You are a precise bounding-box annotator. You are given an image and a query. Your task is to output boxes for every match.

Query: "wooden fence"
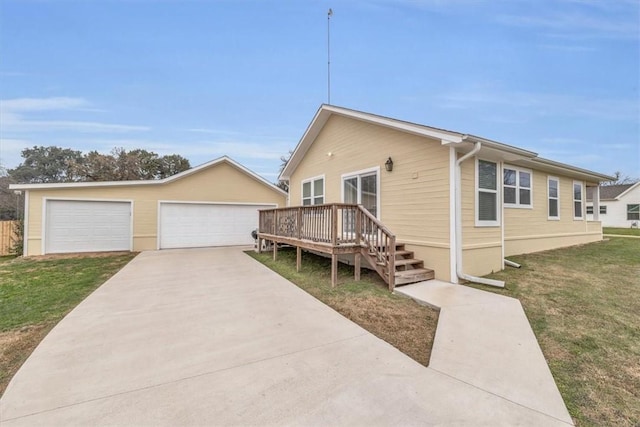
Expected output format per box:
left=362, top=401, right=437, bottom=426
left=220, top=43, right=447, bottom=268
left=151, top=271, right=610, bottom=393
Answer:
left=0, top=220, right=19, bottom=256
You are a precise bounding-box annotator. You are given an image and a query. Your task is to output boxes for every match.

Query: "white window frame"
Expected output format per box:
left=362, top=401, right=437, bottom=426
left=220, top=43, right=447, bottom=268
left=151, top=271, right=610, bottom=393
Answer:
left=586, top=206, right=594, bottom=215
left=475, top=158, right=500, bottom=227
left=341, top=166, right=381, bottom=219
left=547, top=176, right=560, bottom=220
left=627, top=204, right=640, bottom=221
left=301, top=175, right=325, bottom=206
left=600, top=205, right=607, bottom=215
left=573, top=181, right=584, bottom=220
left=503, top=165, right=533, bottom=208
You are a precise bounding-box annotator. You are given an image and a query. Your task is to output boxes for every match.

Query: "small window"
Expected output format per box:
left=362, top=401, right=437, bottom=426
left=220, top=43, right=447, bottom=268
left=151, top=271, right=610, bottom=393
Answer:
left=573, top=181, right=583, bottom=219
left=628, top=204, right=640, bottom=220
left=477, top=159, right=499, bottom=226
left=548, top=177, right=559, bottom=219
left=587, top=205, right=606, bottom=215
left=302, top=177, right=324, bottom=206
left=504, top=166, right=532, bottom=207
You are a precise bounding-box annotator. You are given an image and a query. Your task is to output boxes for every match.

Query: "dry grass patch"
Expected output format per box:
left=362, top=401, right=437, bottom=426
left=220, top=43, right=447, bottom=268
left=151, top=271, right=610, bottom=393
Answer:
left=0, top=324, right=52, bottom=393
left=469, top=238, right=639, bottom=427
left=247, top=248, right=438, bottom=367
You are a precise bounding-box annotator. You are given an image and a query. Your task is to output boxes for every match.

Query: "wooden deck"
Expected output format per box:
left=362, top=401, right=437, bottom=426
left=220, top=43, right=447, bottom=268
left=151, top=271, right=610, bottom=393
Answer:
left=257, top=204, right=434, bottom=291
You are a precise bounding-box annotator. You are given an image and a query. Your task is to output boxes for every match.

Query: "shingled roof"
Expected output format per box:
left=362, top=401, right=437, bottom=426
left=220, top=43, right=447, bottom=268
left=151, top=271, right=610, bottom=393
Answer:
left=587, top=184, right=633, bottom=201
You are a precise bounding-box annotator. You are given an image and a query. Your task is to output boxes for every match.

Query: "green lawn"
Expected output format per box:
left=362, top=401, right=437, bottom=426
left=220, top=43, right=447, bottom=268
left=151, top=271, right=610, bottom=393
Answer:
left=471, top=238, right=640, bottom=426
left=603, top=227, right=640, bottom=236
left=247, top=248, right=438, bottom=367
left=0, top=252, right=137, bottom=395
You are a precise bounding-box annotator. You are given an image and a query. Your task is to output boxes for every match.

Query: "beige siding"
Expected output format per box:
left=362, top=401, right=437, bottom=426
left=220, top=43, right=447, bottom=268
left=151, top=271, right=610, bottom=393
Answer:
left=504, top=172, right=601, bottom=256
left=459, top=157, right=503, bottom=277
left=25, top=161, right=286, bottom=256
left=289, top=114, right=453, bottom=281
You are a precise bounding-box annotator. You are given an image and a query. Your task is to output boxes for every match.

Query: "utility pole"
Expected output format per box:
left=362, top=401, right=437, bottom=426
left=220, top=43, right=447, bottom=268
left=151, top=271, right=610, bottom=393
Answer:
left=327, top=8, right=333, bottom=105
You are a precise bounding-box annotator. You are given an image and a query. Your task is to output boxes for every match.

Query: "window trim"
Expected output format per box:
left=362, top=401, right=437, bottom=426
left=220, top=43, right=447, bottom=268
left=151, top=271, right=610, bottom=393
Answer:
left=301, top=175, right=325, bottom=206
left=573, top=181, right=584, bottom=220
left=475, top=158, right=500, bottom=227
left=503, top=165, right=533, bottom=209
left=627, top=204, right=640, bottom=221
left=547, top=176, right=560, bottom=220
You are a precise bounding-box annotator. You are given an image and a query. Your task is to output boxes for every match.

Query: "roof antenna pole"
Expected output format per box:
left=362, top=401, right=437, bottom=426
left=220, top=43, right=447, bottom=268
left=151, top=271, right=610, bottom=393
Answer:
left=327, top=8, right=333, bottom=105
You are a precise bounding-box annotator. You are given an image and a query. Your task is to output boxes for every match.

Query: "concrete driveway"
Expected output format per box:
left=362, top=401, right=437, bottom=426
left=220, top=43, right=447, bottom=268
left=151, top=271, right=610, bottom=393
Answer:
left=1, top=247, right=570, bottom=426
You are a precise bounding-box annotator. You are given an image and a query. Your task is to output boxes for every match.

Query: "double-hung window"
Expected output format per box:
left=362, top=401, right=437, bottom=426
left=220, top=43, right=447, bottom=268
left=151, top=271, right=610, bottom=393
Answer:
left=628, top=204, right=640, bottom=220
left=476, top=159, right=499, bottom=226
left=548, top=177, right=559, bottom=219
left=504, top=166, right=532, bottom=207
left=302, top=176, right=324, bottom=206
left=573, top=181, right=583, bottom=219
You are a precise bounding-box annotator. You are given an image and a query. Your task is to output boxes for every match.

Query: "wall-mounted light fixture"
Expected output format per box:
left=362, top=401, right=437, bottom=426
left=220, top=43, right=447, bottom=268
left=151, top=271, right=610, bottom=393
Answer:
left=385, top=157, right=394, bottom=172
left=327, top=152, right=334, bottom=157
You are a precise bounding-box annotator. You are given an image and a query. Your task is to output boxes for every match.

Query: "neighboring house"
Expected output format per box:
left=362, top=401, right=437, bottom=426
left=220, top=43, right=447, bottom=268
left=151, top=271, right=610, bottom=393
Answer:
left=277, top=105, right=614, bottom=284
left=586, top=183, right=640, bottom=228
left=10, top=156, right=287, bottom=256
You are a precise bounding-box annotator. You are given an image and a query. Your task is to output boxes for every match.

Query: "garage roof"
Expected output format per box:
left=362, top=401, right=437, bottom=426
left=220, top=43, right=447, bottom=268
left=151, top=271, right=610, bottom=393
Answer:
left=9, top=156, right=287, bottom=195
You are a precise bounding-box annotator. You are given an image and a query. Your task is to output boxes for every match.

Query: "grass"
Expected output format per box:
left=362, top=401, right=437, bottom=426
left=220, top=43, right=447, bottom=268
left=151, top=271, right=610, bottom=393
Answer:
left=604, top=227, right=640, bottom=236
left=0, top=252, right=137, bottom=396
left=247, top=248, right=439, bottom=367
left=468, top=238, right=640, bottom=427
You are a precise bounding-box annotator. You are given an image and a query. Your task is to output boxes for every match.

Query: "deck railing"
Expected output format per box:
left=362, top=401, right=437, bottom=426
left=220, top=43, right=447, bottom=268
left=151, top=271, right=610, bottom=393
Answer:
left=258, top=204, right=396, bottom=289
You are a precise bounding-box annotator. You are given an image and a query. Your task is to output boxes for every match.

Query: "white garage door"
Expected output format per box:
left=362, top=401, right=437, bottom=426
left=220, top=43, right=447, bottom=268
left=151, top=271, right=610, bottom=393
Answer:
left=45, top=200, right=132, bottom=254
left=159, top=202, right=273, bottom=249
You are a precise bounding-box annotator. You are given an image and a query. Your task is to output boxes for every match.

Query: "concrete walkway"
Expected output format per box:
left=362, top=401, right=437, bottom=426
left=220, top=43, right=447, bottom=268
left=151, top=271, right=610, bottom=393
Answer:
left=1, top=248, right=573, bottom=426
left=395, top=280, right=573, bottom=425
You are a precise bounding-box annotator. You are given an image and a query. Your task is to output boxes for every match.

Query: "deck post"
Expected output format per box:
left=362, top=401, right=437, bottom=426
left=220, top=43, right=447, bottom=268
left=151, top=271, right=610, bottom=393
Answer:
left=331, top=204, right=338, bottom=246
left=273, top=210, right=278, bottom=235
left=257, top=237, right=262, bottom=253
left=388, top=235, right=396, bottom=291
left=296, top=246, right=302, bottom=272
left=297, top=207, right=302, bottom=239
left=331, top=253, right=338, bottom=287
left=273, top=240, right=278, bottom=261
left=355, top=207, right=362, bottom=245
left=354, top=251, right=361, bottom=281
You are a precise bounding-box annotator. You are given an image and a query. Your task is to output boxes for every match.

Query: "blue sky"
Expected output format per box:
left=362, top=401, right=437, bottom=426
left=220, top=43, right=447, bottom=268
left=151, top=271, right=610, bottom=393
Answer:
left=1, top=0, right=638, bottom=182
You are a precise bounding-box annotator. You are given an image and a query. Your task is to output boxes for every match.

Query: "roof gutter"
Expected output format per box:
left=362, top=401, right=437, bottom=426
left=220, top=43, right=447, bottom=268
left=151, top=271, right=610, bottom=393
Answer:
left=454, top=140, right=505, bottom=288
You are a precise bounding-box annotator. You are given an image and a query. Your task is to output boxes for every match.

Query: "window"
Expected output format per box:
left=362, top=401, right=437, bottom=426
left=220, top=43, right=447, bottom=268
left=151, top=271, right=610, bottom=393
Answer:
left=302, top=176, right=324, bottom=206
left=476, top=159, right=499, bottom=226
left=504, top=166, right=532, bottom=207
left=548, top=177, right=559, bottom=219
left=573, top=181, right=583, bottom=219
left=628, top=204, right=640, bottom=220
left=342, top=170, right=378, bottom=217
left=588, top=205, right=607, bottom=215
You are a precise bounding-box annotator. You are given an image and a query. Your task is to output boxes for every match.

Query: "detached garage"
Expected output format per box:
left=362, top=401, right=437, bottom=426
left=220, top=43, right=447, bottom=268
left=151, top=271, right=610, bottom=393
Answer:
left=11, top=156, right=287, bottom=256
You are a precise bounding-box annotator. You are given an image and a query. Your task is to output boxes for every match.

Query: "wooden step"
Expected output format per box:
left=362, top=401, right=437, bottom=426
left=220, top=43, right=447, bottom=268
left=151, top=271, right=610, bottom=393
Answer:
left=394, top=268, right=435, bottom=286
left=394, top=258, right=424, bottom=269
left=387, top=250, right=414, bottom=259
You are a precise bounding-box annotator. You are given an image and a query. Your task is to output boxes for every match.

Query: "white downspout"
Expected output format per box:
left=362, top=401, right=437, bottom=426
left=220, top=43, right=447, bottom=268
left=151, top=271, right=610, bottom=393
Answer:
left=455, top=141, right=505, bottom=288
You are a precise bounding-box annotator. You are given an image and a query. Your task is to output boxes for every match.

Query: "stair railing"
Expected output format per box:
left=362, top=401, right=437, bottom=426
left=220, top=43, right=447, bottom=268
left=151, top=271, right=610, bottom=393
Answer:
left=357, top=206, right=396, bottom=290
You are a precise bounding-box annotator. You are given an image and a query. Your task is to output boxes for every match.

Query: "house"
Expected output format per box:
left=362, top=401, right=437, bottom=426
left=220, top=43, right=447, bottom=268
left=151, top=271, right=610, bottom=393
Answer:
left=10, top=156, right=287, bottom=256
left=586, top=183, right=640, bottom=228
left=266, top=104, right=613, bottom=287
